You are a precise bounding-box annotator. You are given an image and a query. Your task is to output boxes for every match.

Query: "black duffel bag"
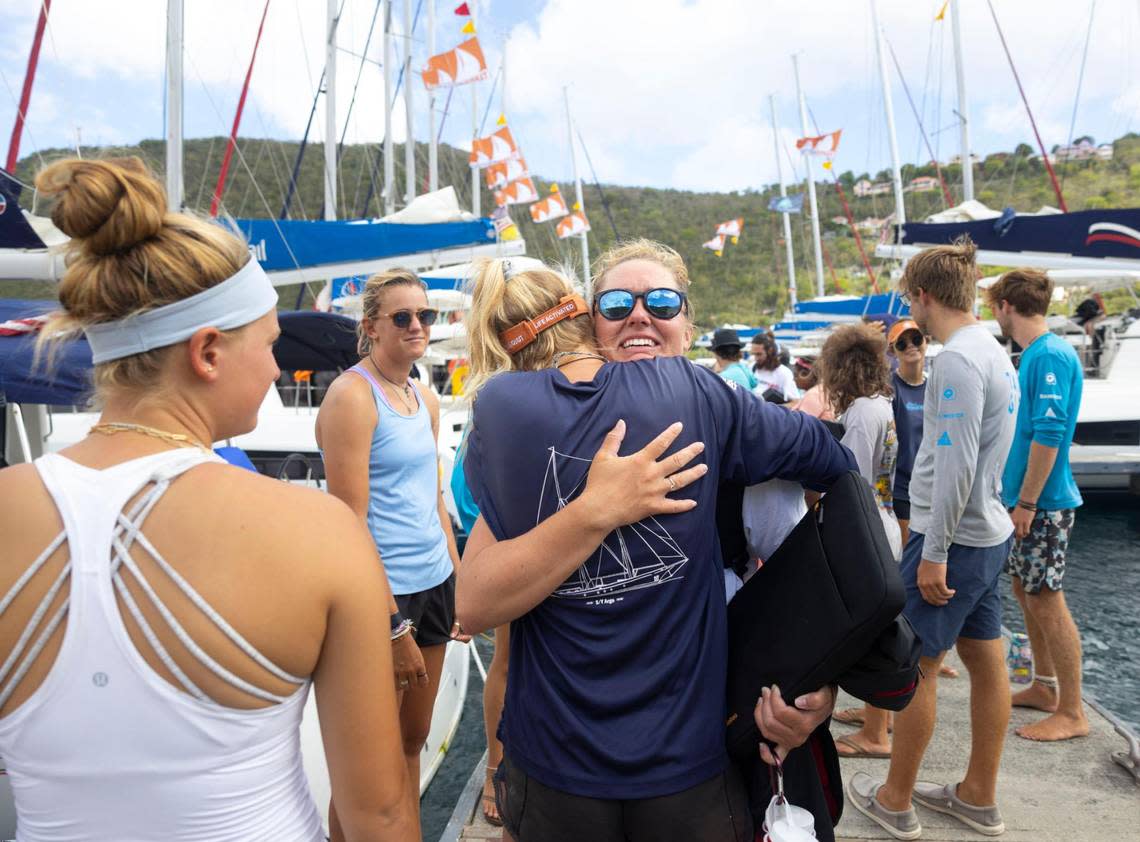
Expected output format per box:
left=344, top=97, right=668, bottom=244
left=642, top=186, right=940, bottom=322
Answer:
left=725, top=469, right=919, bottom=761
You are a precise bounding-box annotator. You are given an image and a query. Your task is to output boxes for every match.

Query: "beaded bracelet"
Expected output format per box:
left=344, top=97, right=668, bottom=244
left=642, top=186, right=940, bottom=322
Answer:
left=391, top=619, right=415, bottom=641
left=1016, top=499, right=1038, bottom=512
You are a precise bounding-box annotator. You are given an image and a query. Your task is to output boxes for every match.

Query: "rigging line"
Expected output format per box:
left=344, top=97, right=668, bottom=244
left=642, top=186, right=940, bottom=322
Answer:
left=193, top=136, right=219, bottom=212
left=1061, top=0, right=1096, bottom=195
left=478, top=65, right=503, bottom=136
left=916, top=9, right=937, bottom=167
left=806, top=103, right=877, bottom=291
left=575, top=127, right=620, bottom=240
left=0, top=67, right=45, bottom=171
left=986, top=0, right=1068, bottom=211
left=359, top=0, right=424, bottom=218
left=185, top=50, right=303, bottom=273
left=250, top=105, right=294, bottom=215
left=337, top=0, right=384, bottom=158
left=210, top=0, right=273, bottom=218
left=234, top=138, right=268, bottom=217
left=883, top=33, right=954, bottom=208
left=282, top=0, right=347, bottom=219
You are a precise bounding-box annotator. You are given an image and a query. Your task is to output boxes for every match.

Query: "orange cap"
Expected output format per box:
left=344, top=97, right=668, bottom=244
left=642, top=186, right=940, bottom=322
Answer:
left=887, top=318, right=921, bottom=348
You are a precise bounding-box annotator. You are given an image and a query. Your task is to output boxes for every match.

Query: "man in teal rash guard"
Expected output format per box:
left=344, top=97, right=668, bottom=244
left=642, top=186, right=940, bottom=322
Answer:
left=987, top=269, right=1088, bottom=744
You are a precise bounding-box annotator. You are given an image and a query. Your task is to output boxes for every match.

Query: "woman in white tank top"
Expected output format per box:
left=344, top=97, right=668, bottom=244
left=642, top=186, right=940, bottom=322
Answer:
left=0, top=158, right=411, bottom=841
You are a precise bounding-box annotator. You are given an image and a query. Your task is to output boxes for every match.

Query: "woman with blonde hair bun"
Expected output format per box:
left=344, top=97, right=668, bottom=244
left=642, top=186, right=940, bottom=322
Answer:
left=455, top=256, right=855, bottom=842
left=0, top=157, right=410, bottom=841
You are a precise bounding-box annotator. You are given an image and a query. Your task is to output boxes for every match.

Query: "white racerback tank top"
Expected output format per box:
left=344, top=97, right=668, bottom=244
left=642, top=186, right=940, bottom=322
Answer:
left=0, top=450, right=324, bottom=842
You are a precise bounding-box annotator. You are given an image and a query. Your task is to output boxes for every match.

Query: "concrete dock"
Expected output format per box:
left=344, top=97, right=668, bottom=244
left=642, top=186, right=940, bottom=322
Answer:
left=443, top=650, right=1138, bottom=841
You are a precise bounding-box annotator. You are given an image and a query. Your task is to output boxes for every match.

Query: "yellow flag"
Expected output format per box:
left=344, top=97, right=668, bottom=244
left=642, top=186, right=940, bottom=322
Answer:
left=822, top=159, right=832, bottom=170
left=714, top=250, right=723, bottom=257
left=731, top=236, right=739, bottom=245
left=935, top=0, right=949, bottom=21
left=496, top=113, right=507, bottom=126
left=572, top=201, right=581, bottom=211
left=549, top=183, right=560, bottom=193
left=461, top=19, right=475, bottom=34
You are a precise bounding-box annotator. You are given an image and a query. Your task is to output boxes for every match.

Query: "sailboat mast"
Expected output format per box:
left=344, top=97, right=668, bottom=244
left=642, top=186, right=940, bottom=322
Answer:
left=6, top=0, right=51, bottom=174
left=403, top=0, right=415, bottom=203
left=165, top=0, right=183, bottom=209
left=383, top=0, right=396, bottom=215
left=564, top=87, right=590, bottom=296
left=324, top=0, right=338, bottom=221
left=427, top=0, right=438, bottom=192
left=768, top=94, right=797, bottom=309
left=950, top=0, right=974, bottom=201
left=870, top=0, right=906, bottom=227
left=792, top=54, right=825, bottom=298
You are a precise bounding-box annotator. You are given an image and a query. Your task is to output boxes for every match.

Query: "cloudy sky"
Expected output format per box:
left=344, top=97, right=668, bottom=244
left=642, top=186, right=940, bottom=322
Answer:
left=1, top=0, right=1137, bottom=202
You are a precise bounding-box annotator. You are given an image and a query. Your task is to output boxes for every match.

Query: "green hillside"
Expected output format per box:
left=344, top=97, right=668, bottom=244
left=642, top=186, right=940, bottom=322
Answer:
left=11, top=133, right=1140, bottom=327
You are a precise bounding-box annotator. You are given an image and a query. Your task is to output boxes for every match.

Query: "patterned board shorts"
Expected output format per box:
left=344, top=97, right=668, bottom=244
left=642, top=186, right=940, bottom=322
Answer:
left=1006, top=508, right=1076, bottom=593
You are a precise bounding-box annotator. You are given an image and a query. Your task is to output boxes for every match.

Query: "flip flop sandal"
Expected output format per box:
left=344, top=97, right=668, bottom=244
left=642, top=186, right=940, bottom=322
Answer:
left=833, top=707, right=867, bottom=726
left=482, top=768, right=504, bottom=827
left=833, top=707, right=894, bottom=732
left=835, top=733, right=892, bottom=759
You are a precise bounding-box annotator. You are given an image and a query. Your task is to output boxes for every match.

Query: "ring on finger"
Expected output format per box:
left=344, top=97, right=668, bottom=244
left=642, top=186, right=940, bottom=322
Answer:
left=666, top=475, right=677, bottom=492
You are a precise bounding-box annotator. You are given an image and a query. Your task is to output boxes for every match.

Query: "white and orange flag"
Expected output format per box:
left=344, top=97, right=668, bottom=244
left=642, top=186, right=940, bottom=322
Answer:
left=470, top=125, right=520, bottom=167
left=716, top=218, right=744, bottom=242
left=796, top=129, right=842, bottom=156
left=556, top=211, right=590, bottom=239
left=422, top=37, right=488, bottom=90
left=530, top=186, right=568, bottom=223
left=703, top=233, right=725, bottom=256
left=494, top=177, right=538, bottom=206
left=485, top=156, right=528, bottom=190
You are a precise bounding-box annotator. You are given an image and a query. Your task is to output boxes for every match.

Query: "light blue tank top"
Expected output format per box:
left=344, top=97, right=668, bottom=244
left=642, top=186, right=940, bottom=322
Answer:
left=348, top=365, right=453, bottom=595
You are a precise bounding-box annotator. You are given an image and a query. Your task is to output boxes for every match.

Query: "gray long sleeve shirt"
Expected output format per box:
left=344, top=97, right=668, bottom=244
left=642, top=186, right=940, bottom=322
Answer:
left=908, top=324, right=1019, bottom=562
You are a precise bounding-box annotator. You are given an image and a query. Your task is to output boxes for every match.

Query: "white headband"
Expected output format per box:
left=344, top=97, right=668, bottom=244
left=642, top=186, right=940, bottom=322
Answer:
left=84, top=259, right=278, bottom=364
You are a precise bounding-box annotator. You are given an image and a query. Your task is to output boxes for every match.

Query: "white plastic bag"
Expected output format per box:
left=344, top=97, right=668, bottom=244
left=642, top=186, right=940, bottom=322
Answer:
left=761, top=756, right=816, bottom=841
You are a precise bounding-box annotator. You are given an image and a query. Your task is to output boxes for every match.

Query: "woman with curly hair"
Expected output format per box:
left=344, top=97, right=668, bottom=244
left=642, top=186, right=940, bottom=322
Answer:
left=817, top=323, right=901, bottom=760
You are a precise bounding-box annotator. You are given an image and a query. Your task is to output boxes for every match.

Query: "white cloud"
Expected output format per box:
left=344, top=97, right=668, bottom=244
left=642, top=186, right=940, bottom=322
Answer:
left=3, top=0, right=1138, bottom=193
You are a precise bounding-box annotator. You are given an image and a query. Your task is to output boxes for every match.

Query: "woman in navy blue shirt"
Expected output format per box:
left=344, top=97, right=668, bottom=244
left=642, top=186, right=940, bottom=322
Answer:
left=456, top=255, right=855, bottom=842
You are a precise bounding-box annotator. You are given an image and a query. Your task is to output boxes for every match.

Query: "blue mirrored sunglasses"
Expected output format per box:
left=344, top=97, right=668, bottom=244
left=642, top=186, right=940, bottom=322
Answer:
left=594, top=288, right=687, bottom=321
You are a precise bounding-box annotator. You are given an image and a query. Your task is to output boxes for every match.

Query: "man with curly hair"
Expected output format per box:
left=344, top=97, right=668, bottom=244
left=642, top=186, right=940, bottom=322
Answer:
left=846, top=239, right=1018, bottom=840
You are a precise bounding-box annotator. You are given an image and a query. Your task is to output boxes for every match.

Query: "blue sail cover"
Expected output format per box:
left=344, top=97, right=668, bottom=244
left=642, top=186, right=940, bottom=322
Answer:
left=0, top=300, right=94, bottom=405
left=899, top=208, right=1140, bottom=262
left=793, top=293, right=909, bottom=317
left=233, top=217, right=496, bottom=271
left=0, top=172, right=47, bottom=250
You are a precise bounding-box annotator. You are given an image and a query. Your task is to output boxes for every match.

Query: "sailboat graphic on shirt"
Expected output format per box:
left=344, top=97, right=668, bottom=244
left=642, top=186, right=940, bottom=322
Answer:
left=537, top=447, right=689, bottom=599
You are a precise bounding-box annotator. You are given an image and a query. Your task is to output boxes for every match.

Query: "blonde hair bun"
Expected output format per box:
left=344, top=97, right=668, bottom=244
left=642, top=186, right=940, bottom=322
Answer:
left=36, top=157, right=166, bottom=256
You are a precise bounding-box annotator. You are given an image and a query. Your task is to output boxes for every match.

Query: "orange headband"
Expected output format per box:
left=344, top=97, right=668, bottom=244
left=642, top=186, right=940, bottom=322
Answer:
left=499, top=294, right=590, bottom=354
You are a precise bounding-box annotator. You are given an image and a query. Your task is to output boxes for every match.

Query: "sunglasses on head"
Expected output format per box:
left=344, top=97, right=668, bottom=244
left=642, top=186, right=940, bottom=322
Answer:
left=893, top=332, right=925, bottom=352
left=594, top=288, right=687, bottom=321
left=380, top=308, right=438, bottom=329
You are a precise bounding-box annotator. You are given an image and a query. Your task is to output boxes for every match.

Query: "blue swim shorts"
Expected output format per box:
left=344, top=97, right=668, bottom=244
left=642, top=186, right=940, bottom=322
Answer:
left=900, top=531, right=1014, bottom=658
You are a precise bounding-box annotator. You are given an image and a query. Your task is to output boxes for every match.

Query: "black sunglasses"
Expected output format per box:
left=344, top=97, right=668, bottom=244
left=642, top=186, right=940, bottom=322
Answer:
left=380, top=308, right=438, bottom=329
left=595, top=288, right=687, bottom=321
left=893, top=332, right=925, bottom=352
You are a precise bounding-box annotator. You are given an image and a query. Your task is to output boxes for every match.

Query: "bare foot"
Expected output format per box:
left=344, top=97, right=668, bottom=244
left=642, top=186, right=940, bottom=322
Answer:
left=1011, top=680, right=1058, bottom=712
left=938, top=664, right=959, bottom=678
left=1016, top=712, right=1090, bottom=742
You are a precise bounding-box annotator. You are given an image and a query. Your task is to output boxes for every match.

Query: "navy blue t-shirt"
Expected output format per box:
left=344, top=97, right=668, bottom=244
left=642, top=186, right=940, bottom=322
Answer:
left=891, top=371, right=925, bottom=503
left=464, top=357, right=855, bottom=799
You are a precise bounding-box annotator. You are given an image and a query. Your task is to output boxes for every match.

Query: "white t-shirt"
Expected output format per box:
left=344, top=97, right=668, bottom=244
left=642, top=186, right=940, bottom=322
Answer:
left=752, top=365, right=801, bottom=401
left=840, top=394, right=902, bottom=560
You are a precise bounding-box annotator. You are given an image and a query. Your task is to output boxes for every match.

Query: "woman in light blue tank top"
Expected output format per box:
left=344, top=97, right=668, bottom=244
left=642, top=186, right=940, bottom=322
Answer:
left=316, top=269, right=463, bottom=835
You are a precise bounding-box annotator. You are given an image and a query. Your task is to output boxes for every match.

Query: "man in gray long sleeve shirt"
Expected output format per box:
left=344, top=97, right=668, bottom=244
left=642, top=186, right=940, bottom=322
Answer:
left=847, top=239, right=1018, bottom=841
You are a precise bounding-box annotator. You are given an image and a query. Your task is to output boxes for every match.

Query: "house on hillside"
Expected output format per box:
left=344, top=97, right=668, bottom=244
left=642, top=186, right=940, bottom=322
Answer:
left=830, top=215, right=848, bottom=226
left=854, top=179, right=892, bottom=197
left=855, top=217, right=886, bottom=233
left=906, top=176, right=939, bottom=193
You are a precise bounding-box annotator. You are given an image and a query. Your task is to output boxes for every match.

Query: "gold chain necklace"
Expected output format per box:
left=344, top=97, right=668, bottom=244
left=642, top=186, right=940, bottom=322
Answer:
left=90, top=422, right=212, bottom=453
left=368, top=354, right=417, bottom=413
left=552, top=351, right=607, bottom=368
